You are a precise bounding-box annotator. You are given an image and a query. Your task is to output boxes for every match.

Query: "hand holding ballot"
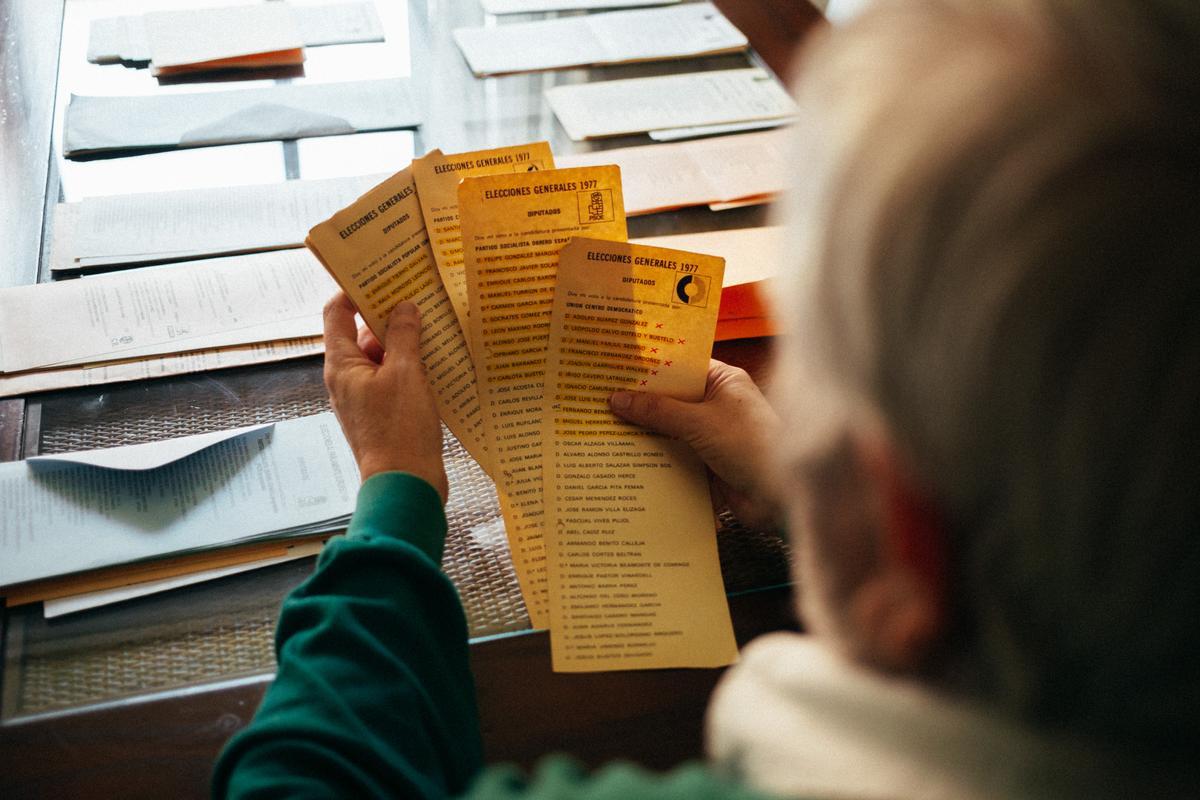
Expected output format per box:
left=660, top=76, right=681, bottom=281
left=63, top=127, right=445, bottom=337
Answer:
left=610, top=359, right=783, bottom=532
left=322, top=295, right=449, bottom=502
left=305, top=140, right=769, bottom=668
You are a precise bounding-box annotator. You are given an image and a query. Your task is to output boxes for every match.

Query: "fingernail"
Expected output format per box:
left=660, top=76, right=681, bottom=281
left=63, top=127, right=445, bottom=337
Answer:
left=610, top=392, right=632, bottom=411
left=397, top=301, right=418, bottom=319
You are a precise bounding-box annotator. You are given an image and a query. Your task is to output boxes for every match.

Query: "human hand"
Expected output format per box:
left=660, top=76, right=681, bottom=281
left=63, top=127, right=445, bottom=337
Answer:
left=609, top=360, right=782, bottom=531
left=322, top=293, right=448, bottom=502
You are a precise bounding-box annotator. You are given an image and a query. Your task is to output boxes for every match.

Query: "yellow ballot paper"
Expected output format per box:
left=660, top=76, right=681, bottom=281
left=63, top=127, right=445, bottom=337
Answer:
left=305, top=168, right=487, bottom=467
left=412, top=143, right=556, bottom=350
left=459, top=166, right=627, bottom=627
left=542, top=238, right=737, bottom=672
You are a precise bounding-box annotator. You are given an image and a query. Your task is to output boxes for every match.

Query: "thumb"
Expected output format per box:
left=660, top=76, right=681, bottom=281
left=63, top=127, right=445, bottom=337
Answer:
left=609, top=390, right=709, bottom=444
left=383, top=301, right=423, bottom=363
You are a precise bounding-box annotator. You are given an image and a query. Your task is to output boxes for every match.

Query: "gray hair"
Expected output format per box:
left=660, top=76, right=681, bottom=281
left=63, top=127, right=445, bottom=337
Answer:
left=774, top=0, right=1200, bottom=754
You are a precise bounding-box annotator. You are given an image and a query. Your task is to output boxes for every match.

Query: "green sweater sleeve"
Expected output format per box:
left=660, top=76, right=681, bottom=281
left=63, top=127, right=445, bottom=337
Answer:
left=213, top=471, right=484, bottom=799
left=212, top=471, right=772, bottom=800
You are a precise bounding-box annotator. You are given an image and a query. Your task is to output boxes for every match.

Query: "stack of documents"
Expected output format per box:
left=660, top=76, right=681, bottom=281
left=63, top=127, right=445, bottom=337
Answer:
left=0, top=414, right=357, bottom=598
left=453, top=3, right=746, bottom=76
left=63, top=78, right=420, bottom=158
left=546, top=68, right=797, bottom=140
left=142, top=4, right=307, bottom=77
left=89, top=1, right=384, bottom=69
left=558, top=128, right=791, bottom=215
left=50, top=174, right=382, bottom=273
left=0, top=250, right=333, bottom=398
left=306, top=141, right=748, bottom=671
left=50, top=130, right=788, bottom=279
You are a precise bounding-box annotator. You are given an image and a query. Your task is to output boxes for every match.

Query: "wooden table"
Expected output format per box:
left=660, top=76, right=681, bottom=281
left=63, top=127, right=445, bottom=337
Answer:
left=0, top=1, right=822, bottom=796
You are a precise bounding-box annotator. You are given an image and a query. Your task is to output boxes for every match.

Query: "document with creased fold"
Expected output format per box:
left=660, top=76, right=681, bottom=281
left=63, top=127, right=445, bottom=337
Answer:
left=50, top=174, right=381, bottom=272
left=541, top=237, right=737, bottom=671
left=0, top=337, right=324, bottom=400
left=559, top=129, right=790, bottom=215
left=305, top=168, right=489, bottom=468
left=144, top=3, right=305, bottom=77
left=64, top=78, right=419, bottom=159
left=89, top=2, right=385, bottom=64
left=459, top=165, right=627, bottom=627
left=545, top=68, right=796, bottom=140
left=0, top=250, right=334, bottom=373
left=412, top=143, right=556, bottom=352
left=481, top=0, right=680, bottom=13
left=0, top=413, right=357, bottom=588
left=454, top=3, right=745, bottom=76
left=29, top=422, right=275, bottom=471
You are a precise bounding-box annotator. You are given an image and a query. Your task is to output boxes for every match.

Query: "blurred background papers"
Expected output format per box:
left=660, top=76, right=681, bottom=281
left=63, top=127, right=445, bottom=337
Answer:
left=64, top=78, right=419, bottom=158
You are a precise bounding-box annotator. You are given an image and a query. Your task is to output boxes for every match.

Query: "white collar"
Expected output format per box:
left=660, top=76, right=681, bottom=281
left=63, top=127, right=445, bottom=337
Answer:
left=706, top=633, right=1190, bottom=800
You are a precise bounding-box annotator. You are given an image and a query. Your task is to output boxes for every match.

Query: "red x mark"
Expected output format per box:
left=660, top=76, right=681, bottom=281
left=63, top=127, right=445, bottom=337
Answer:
left=677, top=338, right=686, bottom=345
left=664, top=360, right=673, bottom=367
left=655, top=323, right=664, bottom=329
left=651, top=370, right=658, bottom=376
left=639, top=380, right=648, bottom=386
left=649, top=347, right=658, bottom=354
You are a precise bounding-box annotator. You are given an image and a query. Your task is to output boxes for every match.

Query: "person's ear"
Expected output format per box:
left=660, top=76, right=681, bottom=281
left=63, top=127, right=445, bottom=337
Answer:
left=848, top=437, right=950, bottom=673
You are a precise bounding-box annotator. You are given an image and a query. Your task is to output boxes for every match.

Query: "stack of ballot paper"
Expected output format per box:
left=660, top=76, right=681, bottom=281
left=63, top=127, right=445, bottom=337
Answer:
left=0, top=250, right=333, bottom=398
left=0, top=414, right=358, bottom=608
left=306, top=141, right=754, bottom=672
left=453, top=3, right=746, bottom=76
left=89, top=1, right=384, bottom=72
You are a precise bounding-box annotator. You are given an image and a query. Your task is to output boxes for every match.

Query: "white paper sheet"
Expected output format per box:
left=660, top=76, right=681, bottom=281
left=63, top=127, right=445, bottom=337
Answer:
left=144, top=4, right=304, bottom=74
left=42, top=541, right=325, bottom=618
left=481, top=0, right=679, bottom=13
left=0, top=337, right=324, bottom=400
left=51, top=174, right=382, bottom=272
left=454, top=2, right=745, bottom=75
left=545, top=68, right=796, bottom=140
left=89, top=2, right=385, bottom=64
left=557, top=128, right=790, bottom=215
left=64, top=78, right=420, bottom=158
left=0, top=250, right=335, bottom=373
left=0, top=412, right=357, bottom=587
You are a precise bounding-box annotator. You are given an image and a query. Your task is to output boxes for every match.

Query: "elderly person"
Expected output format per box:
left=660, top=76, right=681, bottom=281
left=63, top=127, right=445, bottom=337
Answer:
left=213, top=0, right=1200, bottom=797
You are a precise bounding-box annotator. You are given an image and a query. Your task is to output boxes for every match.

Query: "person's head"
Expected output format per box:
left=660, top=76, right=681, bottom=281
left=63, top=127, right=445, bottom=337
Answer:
left=772, top=0, right=1200, bottom=755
